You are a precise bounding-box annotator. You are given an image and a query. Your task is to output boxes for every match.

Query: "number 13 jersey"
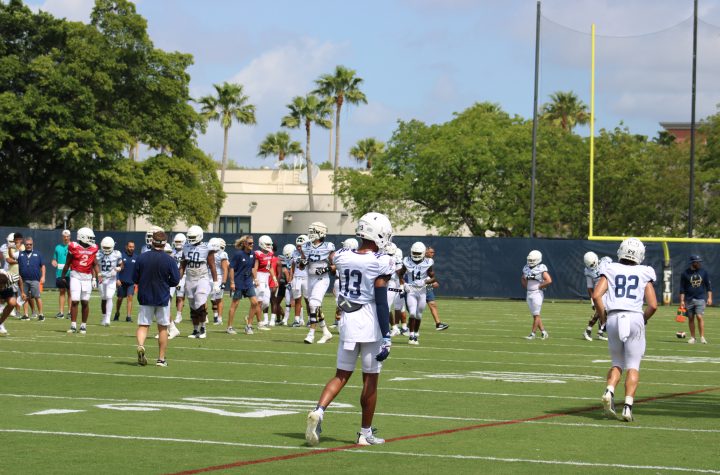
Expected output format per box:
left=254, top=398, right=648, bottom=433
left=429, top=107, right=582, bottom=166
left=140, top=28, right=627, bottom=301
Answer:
left=334, top=248, right=394, bottom=304
left=601, top=262, right=656, bottom=313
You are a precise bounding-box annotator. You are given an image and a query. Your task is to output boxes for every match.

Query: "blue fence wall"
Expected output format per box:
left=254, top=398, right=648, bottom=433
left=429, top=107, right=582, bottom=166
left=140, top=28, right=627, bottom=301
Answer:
left=3, top=226, right=715, bottom=303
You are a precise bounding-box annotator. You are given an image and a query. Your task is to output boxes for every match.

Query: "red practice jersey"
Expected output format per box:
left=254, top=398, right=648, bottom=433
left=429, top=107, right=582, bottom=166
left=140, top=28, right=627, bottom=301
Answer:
left=68, top=241, right=99, bottom=274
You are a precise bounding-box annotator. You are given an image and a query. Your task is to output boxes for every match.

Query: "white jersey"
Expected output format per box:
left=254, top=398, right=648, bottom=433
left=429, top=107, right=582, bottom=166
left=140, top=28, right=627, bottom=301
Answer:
left=140, top=244, right=153, bottom=254
left=388, top=255, right=402, bottom=290
left=0, top=244, right=7, bottom=271
left=402, top=257, right=434, bottom=290
left=97, top=250, right=122, bottom=279
left=334, top=249, right=394, bottom=304
left=171, top=248, right=183, bottom=269
left=523, top=263, right=548, bottom=293
left=210, top=250, right=228, bottom=282
left=301, top=241, right=335, bottom=274
left=183, top=242, right=211, bottom=281
left=291, top=249, right=307, bottom=278
left=601, top=262, right=656, bottom=314
left=584, top=256, right=612, bottom=288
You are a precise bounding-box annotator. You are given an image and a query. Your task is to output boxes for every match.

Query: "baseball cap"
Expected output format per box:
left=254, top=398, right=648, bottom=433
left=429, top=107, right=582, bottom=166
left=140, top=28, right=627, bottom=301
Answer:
left=689, top=254, right=703, bottom=263
left=62, top=229, right=71, bottom=237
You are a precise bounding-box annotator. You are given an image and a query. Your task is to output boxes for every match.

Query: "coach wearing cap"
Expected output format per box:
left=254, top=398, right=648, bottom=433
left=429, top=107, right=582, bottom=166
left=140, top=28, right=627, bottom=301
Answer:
left=679, top=255, right=712, bottom=345
left=133, top=230, right=180, bottom=367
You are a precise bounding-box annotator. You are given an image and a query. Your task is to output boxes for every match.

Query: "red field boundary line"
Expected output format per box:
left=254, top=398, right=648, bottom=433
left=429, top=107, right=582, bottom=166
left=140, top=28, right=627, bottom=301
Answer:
left=166, top=386, right=720, bottom=475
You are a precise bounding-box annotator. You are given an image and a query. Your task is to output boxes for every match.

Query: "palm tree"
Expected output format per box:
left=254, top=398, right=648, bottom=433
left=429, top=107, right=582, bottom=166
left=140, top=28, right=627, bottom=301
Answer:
left=313, top=65, right=367, bottom=210
left=349, top=138, right=385, bottom=169
left=197, top=82, right=256, bottom=189
left=540, top=91, right=589, bottom=132
left=257, top=131, right=303, bottom=163
left=281, top=94, right=332, bottom=211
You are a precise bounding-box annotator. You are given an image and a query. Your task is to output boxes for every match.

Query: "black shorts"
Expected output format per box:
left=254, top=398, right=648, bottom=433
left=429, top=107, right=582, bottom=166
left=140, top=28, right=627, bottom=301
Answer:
left=0, top=287, right=16, bottom=301
left=117, top=282, right=135, bottom=298
left=56, top=276, right=69, bottom=289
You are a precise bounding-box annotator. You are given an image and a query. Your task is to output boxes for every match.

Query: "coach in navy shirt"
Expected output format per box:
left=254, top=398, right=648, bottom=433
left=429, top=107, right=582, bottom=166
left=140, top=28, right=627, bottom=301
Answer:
left=18, top=237, right=46, bottom=320
left=115, top=241, right=137, bottom=322
left=679, top=255, right=712, bottom=345
left=226, top=235, right=261, bottom=335
left=133, top=231, right=180, bottom=367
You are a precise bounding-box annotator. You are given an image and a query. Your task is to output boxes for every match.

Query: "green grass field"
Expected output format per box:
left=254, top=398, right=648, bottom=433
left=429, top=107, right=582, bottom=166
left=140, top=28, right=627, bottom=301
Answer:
left=1, top=294, right=719, bottom=474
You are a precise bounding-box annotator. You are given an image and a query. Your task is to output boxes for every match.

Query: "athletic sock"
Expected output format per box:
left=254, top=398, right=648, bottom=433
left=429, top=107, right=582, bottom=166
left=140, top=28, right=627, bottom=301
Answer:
left=402, top=323, right=408, bottom=330
left=360, top=427, right=372, bottom=437
left=319, top=320, right=327, bottom=328
left=606, top=385, right=615, bottom=396
left=193, top=325, right=199, bottom=332
left=294, top=316, right=301, bottom=323
left=586, top=325, right=593, bottom=331
left=409, top=332, right=415, bottom=338
left=624, top=396, right=634, bottom=406
left=314, top=405, right=325, bottom=416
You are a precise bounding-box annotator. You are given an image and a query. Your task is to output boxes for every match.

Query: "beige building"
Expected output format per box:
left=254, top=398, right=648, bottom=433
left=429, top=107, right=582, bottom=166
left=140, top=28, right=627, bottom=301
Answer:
left=136, top=168, right=440, bottom=236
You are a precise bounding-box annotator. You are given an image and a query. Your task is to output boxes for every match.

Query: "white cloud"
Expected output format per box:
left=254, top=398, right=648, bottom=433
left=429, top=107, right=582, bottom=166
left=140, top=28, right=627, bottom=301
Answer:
left=31, top=0, right=95, bottom=22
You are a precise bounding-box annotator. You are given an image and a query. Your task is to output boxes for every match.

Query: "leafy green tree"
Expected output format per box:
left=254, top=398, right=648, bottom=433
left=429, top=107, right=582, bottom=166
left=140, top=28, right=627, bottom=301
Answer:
left=540, top=91, right=589, bottom=132
left=257, top=131, right=302, bottom=163
left=349, top=138, right=385, bottom=169
left=314, top=66, right=367, bottom=209
left=197, top=82, right=256, bottom=189
left=281, top=94, right=332, bottom=211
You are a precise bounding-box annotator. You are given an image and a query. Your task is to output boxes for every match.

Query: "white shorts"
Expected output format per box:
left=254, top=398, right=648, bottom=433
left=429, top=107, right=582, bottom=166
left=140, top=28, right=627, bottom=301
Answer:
left=336, top=339, right=383, bottom=374
left=185, top=278, right=210, bottom=310
left=99, top=279, right=117, bottom=300
left=526, top=291, right=543, bottom=316
left=291, top=275, right=308, bottom=299
left=308, top=274, right=330, bottom=310
left=70, top=271, right=92, bottom=301
left=138, top=305, right=171, bottom=326
left=406, top=288, right=426, bottom=319
left=606, top=311, right=646, bottom=371
left=256, top=272, right=271, bottom=308
left=388, top=287, right=404, bottom=311
left=333, top=279, right=339, bottom=298
left=211, top=288, right=224, bottom=301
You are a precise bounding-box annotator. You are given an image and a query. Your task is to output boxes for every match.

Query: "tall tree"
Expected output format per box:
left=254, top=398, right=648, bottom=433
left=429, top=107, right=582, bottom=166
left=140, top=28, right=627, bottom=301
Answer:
left=197, top=82, right=256, bottom=189
left=349, top=137, right=385, bottom=169
left=257, top=131, right=303, bottom=163
left=313, top=65, right=367, bottom=210
left=540, top=91, right=589, bottom=132
left=281, top=94, right=332, bottom=211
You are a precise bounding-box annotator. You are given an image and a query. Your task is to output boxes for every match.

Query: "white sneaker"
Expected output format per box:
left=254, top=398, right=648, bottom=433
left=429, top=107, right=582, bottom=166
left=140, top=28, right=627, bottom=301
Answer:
left=317, top=333, right=333, bottom=344
left=0, top=324, right=7, bottom=336
left=79, top=326, right=87, bottom=335
left=304, top=333, right=314, bottom=344
left=269, top=319, right=275, bottom=327
left=688, top=337, right=696, bottom=344
left=525, top=333, right=536, bottom=340
left=583, top=330, right=592, bottom=341
left=154, top=334, right=159, bottom=339
left=541, top=330, right=549, bottom=340
left=390, top=327, right=400, bottom=337
left=257, top=323, right=270, bottom=331
left=356, top=431, right=385, bottom=445
left=701, top=337, right=708, bottom=344
left=174, top=315, right=182, bottom=324
left=305, top=410, right=322, bottom=446
left=226, top=327, right=237, bottom=335
left=597, top=333, right=608, bottom=341
left=601, top=391, right=616, bottom=419
left=168, top=326, right=181, bottom=339
left=621, top=404, right=633, bottom=422
left=244, top=325, right=254, bottom=335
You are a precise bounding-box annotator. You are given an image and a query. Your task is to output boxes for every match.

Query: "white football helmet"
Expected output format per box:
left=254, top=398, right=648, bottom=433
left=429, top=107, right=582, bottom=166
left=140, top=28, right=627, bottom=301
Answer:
left=216, top=238, right=226, bottom=251
left=164, top=243, right=173, bottom=254
left=342, top=238, right=359, bottom=250
left=173, top=233, right=186, bottom=250
left=145, top=225, right=163, bottom=245
left=186, top=225, right=203, bottom=245
left=583, top=251, right=599, bottom=269
left=384, top=242, right=398, bottom=256
left=617, top=238, right=645, bottom=264
left=308, top=222, right=328, bottom=241
left=283, top=244, right=296, bottom=259
left=394, top=247, right=404, bottom=262
left=258, top=235, right=273, bottom=252
left=100, top=236, right=115, bottom=255
left=6, top=233, right=14, bottom=245
left=410, top=242, right=426, bottom=262
left=356, top=212, right=393, bottom=249
left=208, top=237, right=222, bottom=252
left=527, top=250, right=542, bottom=267
left=295, top=234, right=309, bottom=247
left=77, top=227, right=95, bottom=246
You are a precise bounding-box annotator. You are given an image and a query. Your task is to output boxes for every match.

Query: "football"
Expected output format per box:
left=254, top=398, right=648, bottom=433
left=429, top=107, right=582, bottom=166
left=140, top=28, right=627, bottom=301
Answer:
left=676, top=331, right=686, bottom=339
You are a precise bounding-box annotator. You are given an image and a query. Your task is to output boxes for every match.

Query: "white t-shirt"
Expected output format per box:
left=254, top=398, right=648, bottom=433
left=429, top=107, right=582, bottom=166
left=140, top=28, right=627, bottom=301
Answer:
left=601, top=261, right=656, bottom=313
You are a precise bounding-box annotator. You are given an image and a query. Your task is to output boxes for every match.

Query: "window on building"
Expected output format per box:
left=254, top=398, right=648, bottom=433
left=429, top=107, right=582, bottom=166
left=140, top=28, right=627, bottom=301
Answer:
left=218, top=216, right=251, bottom=234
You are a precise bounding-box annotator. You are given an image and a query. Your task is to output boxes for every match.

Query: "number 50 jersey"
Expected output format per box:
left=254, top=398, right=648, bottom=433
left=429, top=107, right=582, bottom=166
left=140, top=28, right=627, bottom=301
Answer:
left=182, top=242, right=211, bottom=282
left=601, top=262, right=656, bottom=313
left=334, top=248, right=394, bottom=304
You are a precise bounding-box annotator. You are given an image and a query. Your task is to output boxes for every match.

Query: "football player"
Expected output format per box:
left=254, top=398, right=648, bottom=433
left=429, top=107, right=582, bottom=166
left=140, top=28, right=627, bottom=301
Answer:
left=290, top=235, right=310, bottom=327
left=521, top=250, right=552, bottom=340
left=384, top=243, right=407, bottom=337
left=299, top=222, right=335, bottom=344
left=208, top=237, right=228, bottom=326
left=305, top=212, right=394, bottom=447
left=583, top=251, right=612, bottom=341
left=61, top=227, right=99, bottom=334
left=171, top=233, right=186, bottom=324
left=281, top=243, right=296, bottom=325
left=141, top=226, right=163, bottom=254
left=398, top=242, right=435, bottom=345
left=333, top=238, right=359, bottom=327
left=595, top=238, right=657, bottom=422
left=253, top=235, right=276, bottom=329
left=0, top=270, right=20, bottom=336
left=97, top=237, right=123, bottom=326
left=179, top=225, right=218, bottom=339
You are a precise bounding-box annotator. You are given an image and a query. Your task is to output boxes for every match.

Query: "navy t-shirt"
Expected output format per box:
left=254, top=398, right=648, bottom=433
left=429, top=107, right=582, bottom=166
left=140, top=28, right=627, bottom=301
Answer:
left=680, top=267, right=712, bottom=301
left=133, top=249, right=181, bottom=306
left=231, top=250, right=255, bottom=290
left=117, top=250, right=137, bottom=284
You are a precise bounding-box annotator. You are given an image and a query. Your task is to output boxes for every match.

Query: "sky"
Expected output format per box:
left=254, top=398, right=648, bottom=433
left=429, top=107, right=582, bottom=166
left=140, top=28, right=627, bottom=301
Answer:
left=22, top=0, right=720, bottom=169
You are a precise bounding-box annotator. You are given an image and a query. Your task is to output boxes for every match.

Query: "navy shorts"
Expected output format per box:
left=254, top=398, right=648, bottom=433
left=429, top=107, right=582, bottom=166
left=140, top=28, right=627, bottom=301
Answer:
left=56, top=276, right=69, bottom=289
left=232, top=287, right=256, bottom=300
left=117, top=282, right=135, bottom=298
left=0, top=287, right=16, bottom=301
left=426, top=287, right=436, bottom=302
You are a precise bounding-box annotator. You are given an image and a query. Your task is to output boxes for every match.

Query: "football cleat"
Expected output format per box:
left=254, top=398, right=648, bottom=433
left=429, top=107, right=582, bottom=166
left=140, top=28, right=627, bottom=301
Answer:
left=435, top=322, right=449, bottom=331
left=317, top=333, right=332, bottom=344
left=584, top=329, right=593, bottom=341
left=257, top=323, right=270, bottom=331
left=174, top=314, right=183, bottom=324
left=304, top=333, right=314, bottom=344
left=156, top=359, right=168, bottom=367
left=244, top=325, right=254, bottom=335
left=20, top=315, right=29, bottom=321
left=79, top=326, right=87, bottom=334
left=541, top=330, right=549, bottom=340
left=525, top=333, right=536, bottom=340
left=292, top=321, right=302, bottom=327
left=137, top=346, right=147, bottom=366
left=701, top=337, right=708, bottom=344
left=198, top=327, right=207, bottom=339
left=400, top=327, right=408, bottom=336
left=305, top=410, right=323, bottom=446
left=597, top=333, right=608, bottom=341
left=226, top=327, right=237, bottom=335
left=188, top=330, right=200, bottom=339
left=356, top=429, right=385, bottom=446
left=38, top=314, right=45, bottom=322
left=67, top=326, right=77, bottom=334
left=213, top=316, right=220, bottom=325
left=408, top=336, right=419, bottom=345
left=688, top=337, right=696, bottom=344
left=125, top=316, right=133, bottom=323
left=0, top=324, right=7, bottom=336
left=112, top=313, right=119, bottom=322
left=621, top=404, right=633, bottom=422
left=55, top=312, right=64, bottom=319
left=389, top=327, right=400, bottom=337
left=601, top=390, right=616, bottom=419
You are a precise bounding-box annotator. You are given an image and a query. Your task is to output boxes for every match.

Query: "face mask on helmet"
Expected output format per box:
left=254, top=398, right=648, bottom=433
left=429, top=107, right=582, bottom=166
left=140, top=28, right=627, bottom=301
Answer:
left=186, top=226, right=203, bottom=245
left=384, top=242, right=398, bottom=256
left=307, top=222, right=327, bottom=242
left=583, top=251, right=599, bottom=269
left=100, top=236, right=115, bottom=255
left=527, top=250, right=542, bottom=267
left=217, top=238, right=226, bottom=252
left=145, top=226, right=163, bottom=245
left=258, top=235, right=273, bottom=252
left=295, top=234, right=309, bottom=247
left=77, top=227, right=95, bottom=246
left=283, top=244, right=295, bottom=259
left=164, top=243, right=173, bottom=254
left=173, top=233, right=186, bottom=250
left=410, top=242, right=426, bottom=262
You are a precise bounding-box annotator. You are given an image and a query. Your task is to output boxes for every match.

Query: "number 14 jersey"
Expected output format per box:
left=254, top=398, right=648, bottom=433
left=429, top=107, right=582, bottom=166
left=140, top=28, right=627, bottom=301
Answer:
left=601, top=262, right=656, bottom=313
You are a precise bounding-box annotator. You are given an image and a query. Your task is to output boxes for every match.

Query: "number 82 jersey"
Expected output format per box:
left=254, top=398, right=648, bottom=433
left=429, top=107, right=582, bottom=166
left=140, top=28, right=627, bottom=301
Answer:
left=601, top=262, right=656, bottom=313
